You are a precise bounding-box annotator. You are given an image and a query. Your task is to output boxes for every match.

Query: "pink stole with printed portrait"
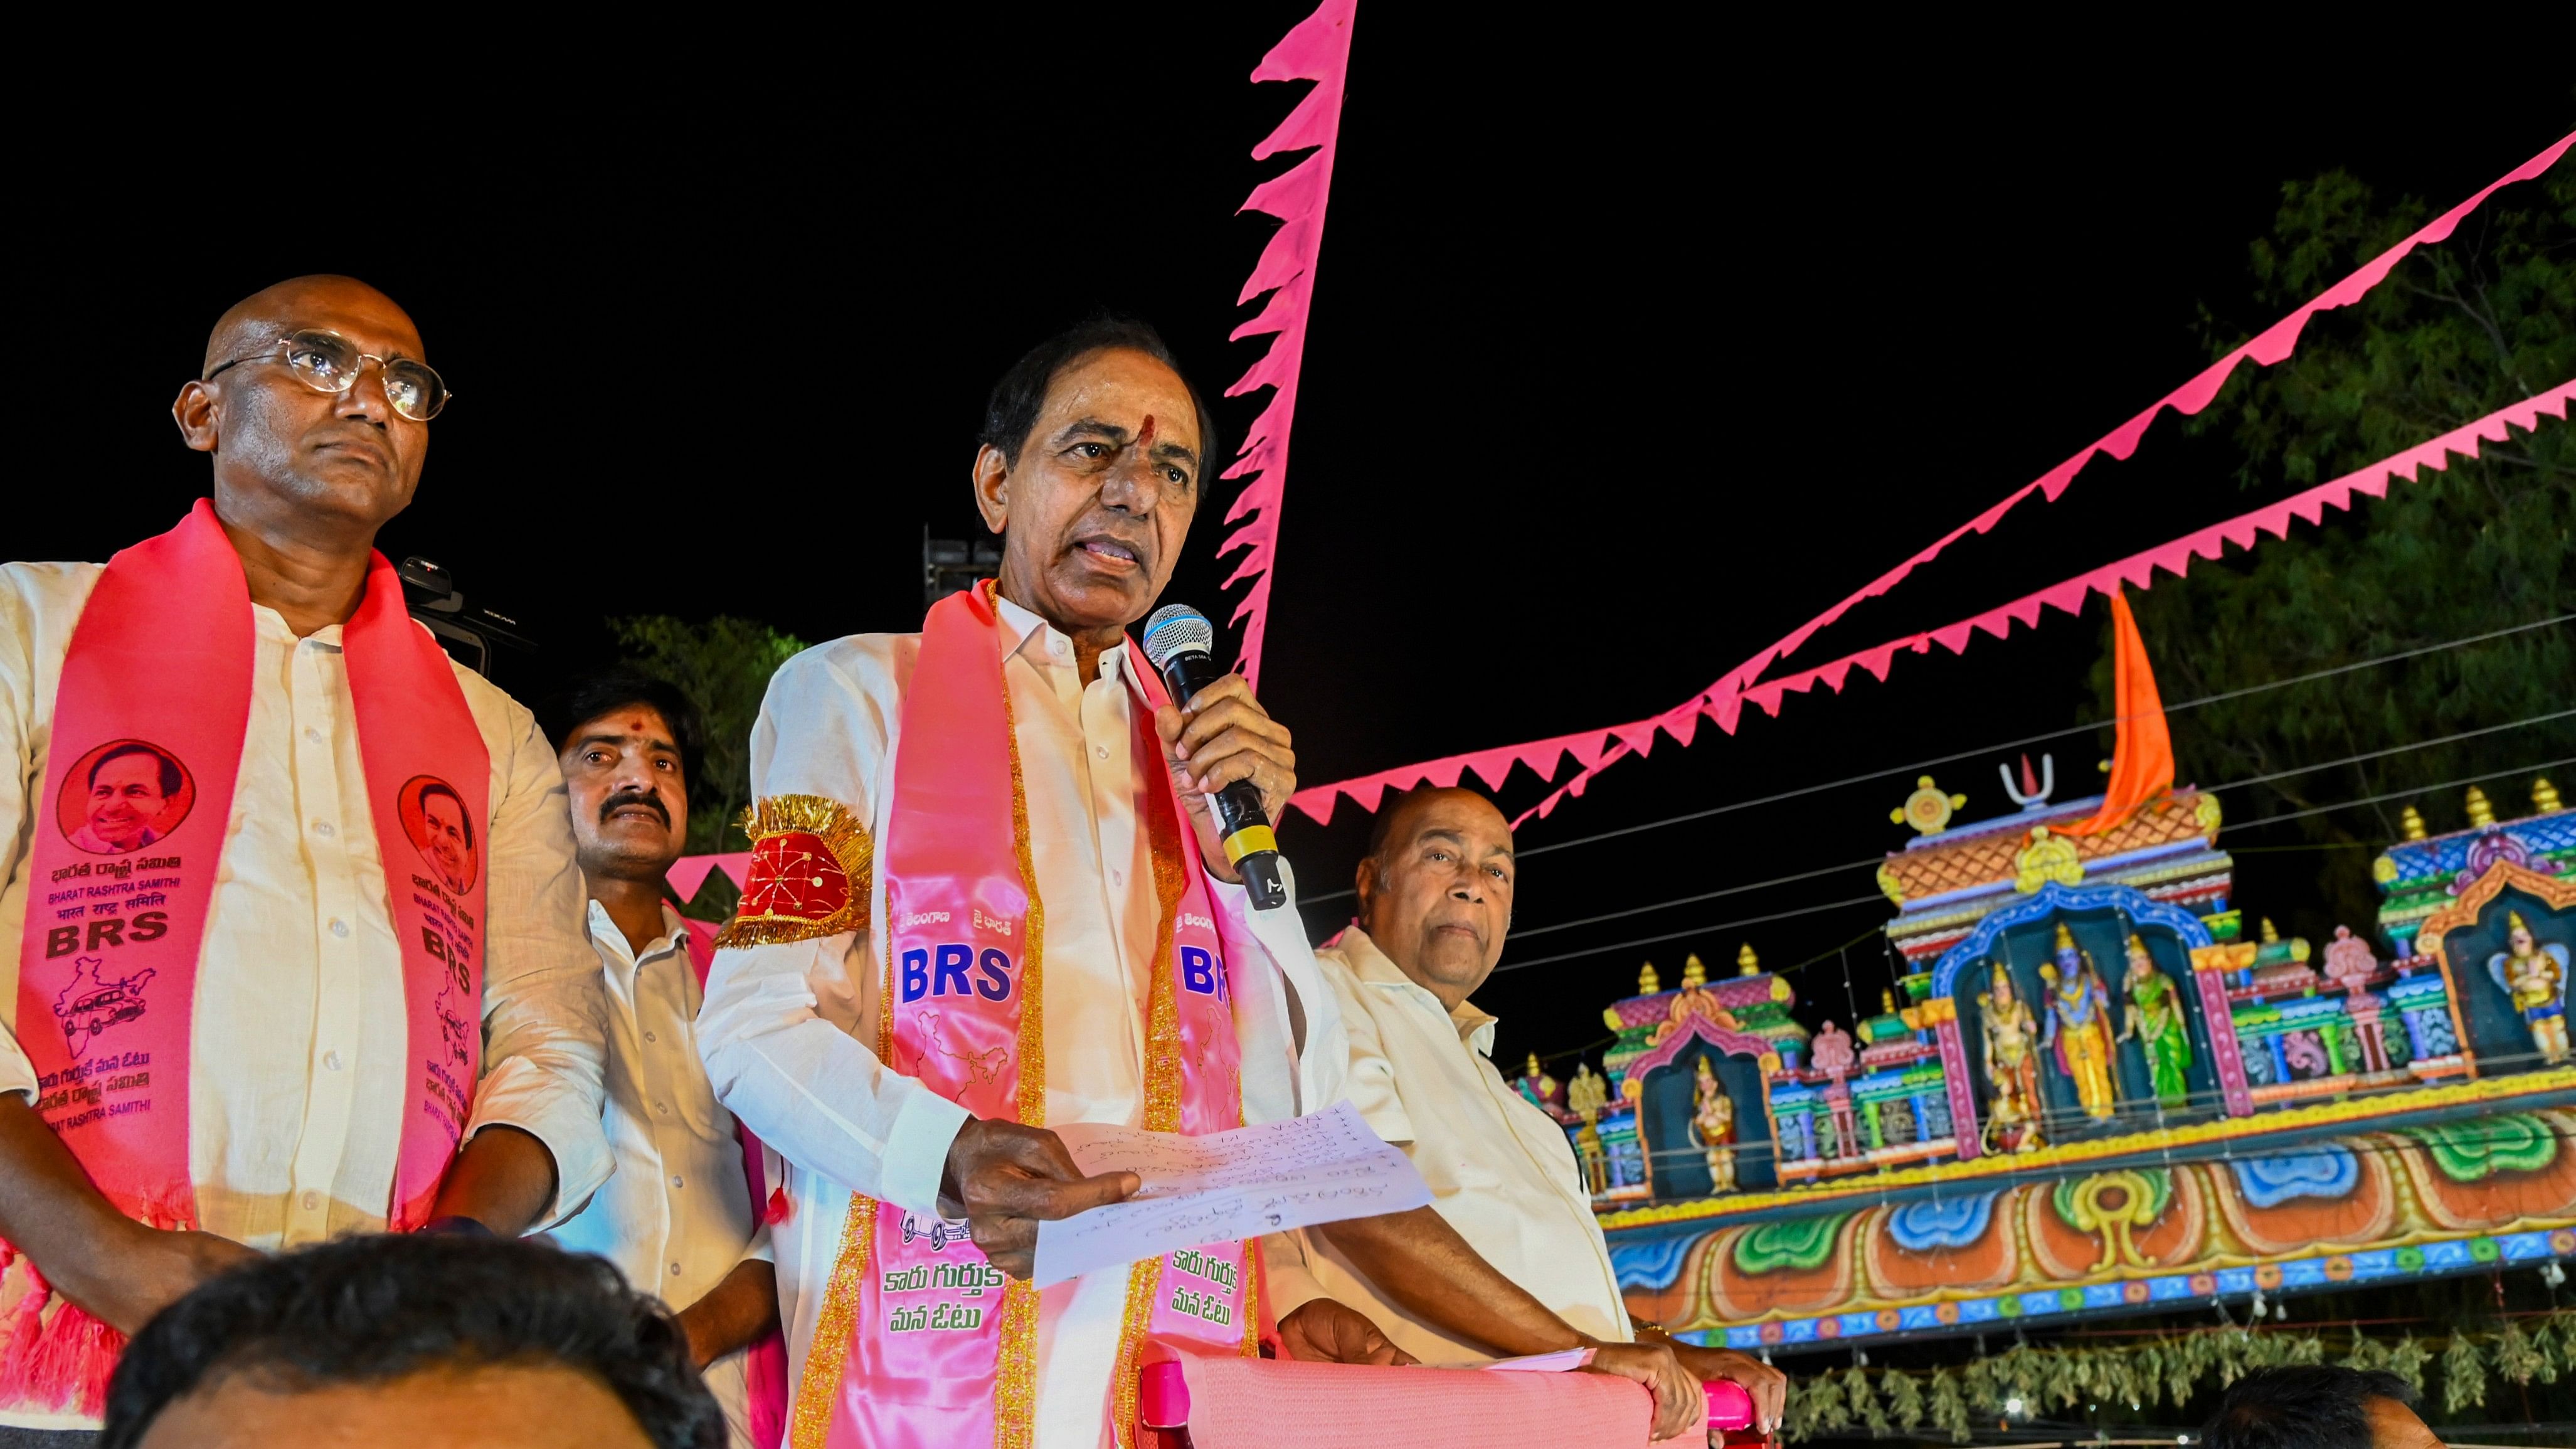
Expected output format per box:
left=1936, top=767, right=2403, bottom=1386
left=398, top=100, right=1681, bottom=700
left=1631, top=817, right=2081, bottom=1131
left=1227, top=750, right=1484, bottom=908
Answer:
left=799, top=580, right=1257, bottom=1449
left=0, top=501, right=489, bottom=1420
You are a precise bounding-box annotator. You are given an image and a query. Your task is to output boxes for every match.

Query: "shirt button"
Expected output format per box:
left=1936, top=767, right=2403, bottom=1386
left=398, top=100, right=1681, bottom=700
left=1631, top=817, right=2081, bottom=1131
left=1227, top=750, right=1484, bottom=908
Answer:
left=655, top=1101, right=671, bottom=1115
left=304, top=726, right=325, bottom=744
left=300, top=1190, right=321, bottom=1212
left=312, top=820, right=336, bottom=837
left=643, top=1031, right=659, bottom=1044
left=329, top=919, right=351, bottom=939
left=323, top=1050, right=344, bottom=1072
left=669, top=1262, right=684, bottom=1277
left=669, top=1174, right=685, bottom=1189
left=1095, top=745, right=1111, bottom=760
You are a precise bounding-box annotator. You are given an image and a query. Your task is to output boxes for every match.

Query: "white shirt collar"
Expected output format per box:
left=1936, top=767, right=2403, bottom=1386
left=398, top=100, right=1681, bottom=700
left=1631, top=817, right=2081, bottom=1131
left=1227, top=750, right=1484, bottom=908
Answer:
left=992, top=590, right=1134, bottom=687
left=1338, top=925, right=1500, bottom=1057
left=585, top=896, right=689, bottom=969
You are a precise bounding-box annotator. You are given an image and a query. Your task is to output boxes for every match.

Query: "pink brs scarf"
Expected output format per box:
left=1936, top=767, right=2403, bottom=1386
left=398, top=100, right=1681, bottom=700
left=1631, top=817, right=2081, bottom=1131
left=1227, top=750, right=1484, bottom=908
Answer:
left=792, top=581, right=1258, bottom=1449
left=1, top=501, right=490, bottom=1418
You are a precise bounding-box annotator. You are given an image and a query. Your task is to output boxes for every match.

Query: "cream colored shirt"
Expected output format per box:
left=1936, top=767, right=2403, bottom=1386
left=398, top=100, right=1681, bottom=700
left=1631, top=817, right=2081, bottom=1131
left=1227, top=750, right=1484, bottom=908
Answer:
left=1266, top=926, right=1630, bottom=1364
left=697, top=595, right=1345, bottom=1449
left=549, top=901, right=770, bottom=1449
left=0, top=560, right=612, bottom=1431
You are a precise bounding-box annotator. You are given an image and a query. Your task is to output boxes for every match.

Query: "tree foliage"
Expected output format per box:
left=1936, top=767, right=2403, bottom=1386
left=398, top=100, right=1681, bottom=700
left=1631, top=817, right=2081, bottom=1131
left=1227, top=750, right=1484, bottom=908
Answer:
left=608, top=614, right=808, bottom=856
left=2123, top=166, right=2575, bottom=932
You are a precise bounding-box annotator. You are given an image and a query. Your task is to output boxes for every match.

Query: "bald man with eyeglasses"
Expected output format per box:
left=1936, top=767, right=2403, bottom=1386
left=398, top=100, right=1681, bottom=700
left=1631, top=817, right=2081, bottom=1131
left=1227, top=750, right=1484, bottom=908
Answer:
left=0, top=277, right=608, bottom=1445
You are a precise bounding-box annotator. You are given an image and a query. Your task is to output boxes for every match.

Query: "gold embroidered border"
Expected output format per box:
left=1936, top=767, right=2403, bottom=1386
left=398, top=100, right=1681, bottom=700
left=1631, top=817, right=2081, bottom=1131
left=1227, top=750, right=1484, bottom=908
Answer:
left=715, top=794, right=874, bottom=948
left=992, top=619, right=1045, bottom=1448
left=1109, top=772, right=1229, bottom=1445
left=789, top=1192, right=877, bottom=1449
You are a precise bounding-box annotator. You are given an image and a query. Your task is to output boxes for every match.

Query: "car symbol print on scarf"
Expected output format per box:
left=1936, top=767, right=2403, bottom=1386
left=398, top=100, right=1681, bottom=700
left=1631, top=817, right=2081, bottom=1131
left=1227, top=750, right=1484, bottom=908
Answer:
left=53, top=955, right=156, bottom=1058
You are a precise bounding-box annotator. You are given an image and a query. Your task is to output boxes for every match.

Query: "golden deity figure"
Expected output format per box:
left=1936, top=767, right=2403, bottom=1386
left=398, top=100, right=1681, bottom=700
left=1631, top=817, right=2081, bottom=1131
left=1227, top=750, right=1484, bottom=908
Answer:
left=1513, top=1051, right=1562, bottom=1113
left=2115, top=933, right=2193, bottom=1111
left=1566, top=1061, right=1609, bottom=1120
left=2040, top=923, right=2118, bottom=1120
left=1688, top=1056, right=1737, bottom=1192
left=1566, top=1063, right=1612, bottom=1194
left=1978, top=964, right=2045, bottom=1152
left=2488, top=911, right=2572, bottom=1064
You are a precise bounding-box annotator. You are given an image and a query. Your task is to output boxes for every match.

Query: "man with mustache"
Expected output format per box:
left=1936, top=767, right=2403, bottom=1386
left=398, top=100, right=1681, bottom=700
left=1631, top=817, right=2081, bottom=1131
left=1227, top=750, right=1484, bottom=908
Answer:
left=697, top=317, right=1366, bottom=1446
left=1265, top=787, right=1788, bottom=1443
left=0, top=276, right=609, bottom=1443
left=543, top=672, right=782, bottom=1449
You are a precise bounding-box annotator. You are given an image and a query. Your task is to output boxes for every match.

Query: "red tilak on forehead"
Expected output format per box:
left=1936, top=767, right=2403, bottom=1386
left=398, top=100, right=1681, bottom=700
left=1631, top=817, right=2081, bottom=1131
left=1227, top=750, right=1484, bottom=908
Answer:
left=1135, top=413, right=1157, bottom=451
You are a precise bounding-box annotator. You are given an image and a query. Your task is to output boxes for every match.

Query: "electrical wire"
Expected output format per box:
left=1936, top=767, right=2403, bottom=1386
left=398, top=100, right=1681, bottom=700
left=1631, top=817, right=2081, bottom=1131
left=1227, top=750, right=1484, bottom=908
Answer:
left=1294, top=613, right=2571, bottom=910
left=1482, top=745, right=2576, bottom=975
left=1507, top=612, right=2572, bottom=861
left=1488, top=893, right=1892, bottom=975
left=1461, top=711, right=2576, bottom=953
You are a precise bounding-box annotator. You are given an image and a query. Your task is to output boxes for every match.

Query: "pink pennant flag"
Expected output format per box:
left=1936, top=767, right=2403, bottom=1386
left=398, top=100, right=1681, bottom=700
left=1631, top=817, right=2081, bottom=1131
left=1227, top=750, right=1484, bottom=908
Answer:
left=1292, top=378, right=2573, bottom=826
left=1214, top=0, right=1358, bottom=693
left=667, top=852, right=753, bottom=903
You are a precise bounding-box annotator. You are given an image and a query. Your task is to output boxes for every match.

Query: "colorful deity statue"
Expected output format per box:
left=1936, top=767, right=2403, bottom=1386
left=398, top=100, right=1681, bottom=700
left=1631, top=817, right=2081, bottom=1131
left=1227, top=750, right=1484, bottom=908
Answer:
left=2115, top=933, right=2193, bottom=1110
left=1514, top=1051, right=1562, bottom=1113
left=2040, top=923, right=2118, bottom=1120
left=2489, top=911, right=2572, bottom=1064
left=1978, top=965, right=2045, bottom=1152
left=1688, top=1056, right=1737, bottom=1192
left=1566, top=1063, right=1611, bottom=1192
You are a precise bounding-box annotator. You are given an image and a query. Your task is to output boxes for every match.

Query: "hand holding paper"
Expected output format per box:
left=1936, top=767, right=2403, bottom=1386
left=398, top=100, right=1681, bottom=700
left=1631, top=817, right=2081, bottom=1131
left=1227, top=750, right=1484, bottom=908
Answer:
left=941, top=1117, right=1142, bottom=1280
left=1032, top=1100, right=1432, bottom=1287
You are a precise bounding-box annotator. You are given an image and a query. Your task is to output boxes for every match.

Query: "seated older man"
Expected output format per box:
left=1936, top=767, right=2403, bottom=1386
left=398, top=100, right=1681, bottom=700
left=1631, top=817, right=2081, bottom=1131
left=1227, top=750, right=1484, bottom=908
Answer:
left=1268, top=787, right=1786, bottom=1442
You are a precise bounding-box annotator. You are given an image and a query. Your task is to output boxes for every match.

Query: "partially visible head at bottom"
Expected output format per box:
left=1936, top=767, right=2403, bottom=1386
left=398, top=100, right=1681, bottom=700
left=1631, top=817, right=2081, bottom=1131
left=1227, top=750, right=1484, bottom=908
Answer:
left=102, top=1233, right=723, bottom=1449
left=2202, top=1366, right=2442, bottom=1449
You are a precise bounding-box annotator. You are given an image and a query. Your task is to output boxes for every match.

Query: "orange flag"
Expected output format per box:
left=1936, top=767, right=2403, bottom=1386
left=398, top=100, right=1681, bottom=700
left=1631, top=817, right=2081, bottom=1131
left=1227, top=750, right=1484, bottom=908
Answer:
left=2062, top=589, right=2174, bottom=836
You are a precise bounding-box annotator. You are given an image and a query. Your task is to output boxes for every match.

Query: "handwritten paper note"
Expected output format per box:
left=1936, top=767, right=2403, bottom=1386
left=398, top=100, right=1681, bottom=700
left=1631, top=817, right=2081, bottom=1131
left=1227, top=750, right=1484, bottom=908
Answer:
left=1032, top=1100, right=1432, bottom=1288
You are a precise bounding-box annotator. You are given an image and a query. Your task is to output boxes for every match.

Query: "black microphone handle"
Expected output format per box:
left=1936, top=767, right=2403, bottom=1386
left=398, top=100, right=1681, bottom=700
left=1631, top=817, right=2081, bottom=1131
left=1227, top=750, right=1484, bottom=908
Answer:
left=1155, top=650, right=1290, bottom=910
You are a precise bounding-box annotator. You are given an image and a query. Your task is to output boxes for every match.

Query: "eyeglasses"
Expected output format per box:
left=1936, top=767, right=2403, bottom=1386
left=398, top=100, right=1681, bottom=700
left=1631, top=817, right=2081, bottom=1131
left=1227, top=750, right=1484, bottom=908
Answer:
left=204, top=329, right=452, bottom=422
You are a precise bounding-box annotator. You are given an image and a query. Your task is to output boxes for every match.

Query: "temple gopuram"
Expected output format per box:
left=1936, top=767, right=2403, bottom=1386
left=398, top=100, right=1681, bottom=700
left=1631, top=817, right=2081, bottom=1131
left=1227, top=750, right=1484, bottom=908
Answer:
left=1527, top=772, right=2576, bottom=1357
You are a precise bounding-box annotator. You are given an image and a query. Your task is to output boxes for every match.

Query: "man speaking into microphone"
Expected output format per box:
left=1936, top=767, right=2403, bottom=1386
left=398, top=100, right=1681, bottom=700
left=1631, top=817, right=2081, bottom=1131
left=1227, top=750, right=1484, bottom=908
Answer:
left=697, top=317, right=1388, bottom=1447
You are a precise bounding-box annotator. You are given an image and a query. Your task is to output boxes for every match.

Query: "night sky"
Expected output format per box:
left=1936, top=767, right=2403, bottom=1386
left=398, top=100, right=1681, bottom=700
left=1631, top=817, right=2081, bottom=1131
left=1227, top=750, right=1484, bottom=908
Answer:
left=16, top=19, right=2570, bottom=1071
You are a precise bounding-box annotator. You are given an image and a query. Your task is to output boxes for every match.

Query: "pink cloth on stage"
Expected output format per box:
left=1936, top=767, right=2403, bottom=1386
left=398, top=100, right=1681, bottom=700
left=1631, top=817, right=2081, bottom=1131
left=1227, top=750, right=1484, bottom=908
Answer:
left=1143, top=1353, right=1739, bottom=1449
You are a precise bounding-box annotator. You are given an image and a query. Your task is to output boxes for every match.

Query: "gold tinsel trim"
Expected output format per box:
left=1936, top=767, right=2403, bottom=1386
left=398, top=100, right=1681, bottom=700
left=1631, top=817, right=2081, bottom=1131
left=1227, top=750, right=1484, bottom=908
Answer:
left=714, top=793, right=874, bottom=948
left=998, top=676, right=1047, bottom=1133
left=1109, top=773, right=1237, bottom=1446
left=788, top=1192, right=876, bottom=1449
left=992, top=1278, right=1041, bottom=1449
left=1110, top=1254, right=1167, bottom=1449
left=992, top=621, right=1046, bottom=1447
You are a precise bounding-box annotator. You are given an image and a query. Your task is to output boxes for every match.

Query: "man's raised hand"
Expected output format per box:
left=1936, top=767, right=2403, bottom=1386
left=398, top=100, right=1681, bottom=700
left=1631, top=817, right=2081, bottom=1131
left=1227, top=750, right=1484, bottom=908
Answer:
left=939, top=1118, right=1139, bottom=1280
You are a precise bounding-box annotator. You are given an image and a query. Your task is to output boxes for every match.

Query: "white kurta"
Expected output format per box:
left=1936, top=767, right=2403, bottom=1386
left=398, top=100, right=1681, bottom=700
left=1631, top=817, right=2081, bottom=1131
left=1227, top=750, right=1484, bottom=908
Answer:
left=697, top=597, right=1345, bottom=1448
left=1264, top=927, right=1630, bottom=1364
left=0, top=560, right=613, bottom=1433
left=549, top=901, right=771, bottom=1449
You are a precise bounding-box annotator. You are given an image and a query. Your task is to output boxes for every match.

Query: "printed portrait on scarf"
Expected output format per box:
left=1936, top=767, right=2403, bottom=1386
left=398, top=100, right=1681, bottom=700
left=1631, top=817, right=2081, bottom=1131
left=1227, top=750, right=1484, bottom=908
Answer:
left=55, top=738, right=195, bottom=855
left=398, top=775, right=480, bottom=896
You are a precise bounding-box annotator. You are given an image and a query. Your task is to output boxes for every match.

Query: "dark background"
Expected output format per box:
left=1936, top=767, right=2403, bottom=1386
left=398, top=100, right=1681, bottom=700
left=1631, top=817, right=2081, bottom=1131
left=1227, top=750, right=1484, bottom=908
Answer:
left=13, top=19, right=2570, bottom=1071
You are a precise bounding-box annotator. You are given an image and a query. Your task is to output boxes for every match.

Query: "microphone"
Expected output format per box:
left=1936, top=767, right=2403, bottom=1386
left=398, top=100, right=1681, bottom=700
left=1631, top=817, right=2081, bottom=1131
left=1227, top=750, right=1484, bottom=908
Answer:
left=1139, top=605, right=1289, bottom=911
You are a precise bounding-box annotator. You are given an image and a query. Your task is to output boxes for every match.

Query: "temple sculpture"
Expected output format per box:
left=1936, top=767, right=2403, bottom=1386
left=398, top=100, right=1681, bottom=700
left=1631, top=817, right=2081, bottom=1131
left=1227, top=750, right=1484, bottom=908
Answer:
left=1550, top=774, right=2573, bottom=1364
left=2490, top=910, right=2570, bottom=1064
left=2039, top=923, right=2118, bottom=1120
left=2116, top=932, right=2193, bottom=1110
left=1688, top=1056, right=1737, bottom=1192
left=1978, top=964, right=2045, bottom=1152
